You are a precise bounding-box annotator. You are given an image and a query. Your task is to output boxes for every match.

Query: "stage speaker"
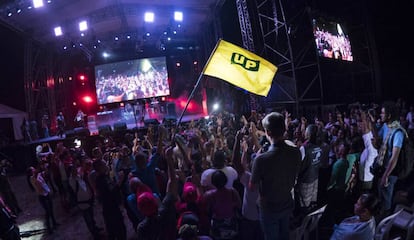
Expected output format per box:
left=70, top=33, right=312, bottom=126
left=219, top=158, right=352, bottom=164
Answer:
left=162, top=116, right=177, bottom=126
left=74, top=127, right=90, bottom=137
left=144, top=118, right=160, bottom=127
left=113, top=122, right=127, bottom=132
left=98, top=125, right=112, bottom=135
left=167, top=103, right=177, bottom=117
left=65, top=129, right=76, bottom=139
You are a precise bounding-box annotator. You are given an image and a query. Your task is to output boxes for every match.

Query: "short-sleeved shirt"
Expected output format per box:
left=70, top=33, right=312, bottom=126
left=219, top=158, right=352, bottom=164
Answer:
left=201, top=166, right=238, bottom=189
left=131, top=153, right=161, bottom=195
left=330, top=216, right=375, bottom=240
left=250, top=140, right=301, bottom=212
left=328, top=158, right=348, bottom=191
left=379, top=124, right=404, bottom=162
left=203, top=188, right=241, bottom=220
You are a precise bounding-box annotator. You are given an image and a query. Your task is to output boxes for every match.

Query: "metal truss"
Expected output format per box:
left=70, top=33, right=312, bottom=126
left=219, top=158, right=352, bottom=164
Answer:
left=24, top=40, right=71, bottom=129
left=235, top=0, right=379, bottom=112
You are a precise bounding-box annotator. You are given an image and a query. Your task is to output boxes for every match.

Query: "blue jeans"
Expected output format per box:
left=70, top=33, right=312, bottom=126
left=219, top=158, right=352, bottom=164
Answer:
left=378, top=175, right=398, bottom=211
left=259, top=207, right=291, bottom=240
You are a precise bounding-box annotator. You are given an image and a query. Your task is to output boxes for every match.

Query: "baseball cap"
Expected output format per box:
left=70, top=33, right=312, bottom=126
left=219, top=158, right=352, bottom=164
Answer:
left=137, top=192, right=158, bottom=217
left=182, top=182, right=197, bottom=203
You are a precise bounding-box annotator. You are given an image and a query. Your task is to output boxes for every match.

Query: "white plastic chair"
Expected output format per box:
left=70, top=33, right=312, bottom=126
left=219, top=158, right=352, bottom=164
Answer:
left=391, top=204, right=414, bottom=240
left=375, top=209, right=404, bottom=240
left=292, top=204, right=327, bottom=240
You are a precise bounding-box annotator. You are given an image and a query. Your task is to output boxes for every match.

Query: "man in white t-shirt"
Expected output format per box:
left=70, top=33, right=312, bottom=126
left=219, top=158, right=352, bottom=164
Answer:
left=201, top=150, right=238, bottom=190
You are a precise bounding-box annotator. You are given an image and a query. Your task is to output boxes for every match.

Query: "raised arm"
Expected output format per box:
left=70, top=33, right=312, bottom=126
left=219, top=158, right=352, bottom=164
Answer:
left=232, top=130, right=244, bottom=175
left=175, top=134, right=193, bottom=169
left=165, top=146, right=177, bottom=197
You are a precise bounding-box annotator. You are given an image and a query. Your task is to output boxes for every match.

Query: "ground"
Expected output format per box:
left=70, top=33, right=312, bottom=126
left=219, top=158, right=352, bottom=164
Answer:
left=8, top=174, right=136, bottom=240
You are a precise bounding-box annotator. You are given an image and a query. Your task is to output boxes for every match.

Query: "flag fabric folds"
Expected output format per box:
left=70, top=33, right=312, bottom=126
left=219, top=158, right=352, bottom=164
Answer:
left=202, top=39, right=278, bottom=97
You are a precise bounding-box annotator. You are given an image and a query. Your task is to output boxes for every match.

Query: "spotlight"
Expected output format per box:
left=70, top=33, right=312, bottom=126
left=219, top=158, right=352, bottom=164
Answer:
left=213, top=103, right=220, bottom=111
left=63, top=46, right=67, bottom=50
left=174, top=11, right=183, bottom=22
left=54, top=26, right=62, bottom=37
left=146, top=32, right=150, bottom=37
left=102, top=52, right=109, bottom=58
left=144, top=12, right=154, bottom=22
left=7, top=12, right=12, bottom=17
left=114, top=36, right=119, bottom=41
left=126, top=35, right=130, bottom=39
left=79, top=20, right=88, bottom=31
left=81, top=32, right=84, bottom=37
left=33, top=0, right=44, bottom=8
left=17, top=9, right=22, bottom=14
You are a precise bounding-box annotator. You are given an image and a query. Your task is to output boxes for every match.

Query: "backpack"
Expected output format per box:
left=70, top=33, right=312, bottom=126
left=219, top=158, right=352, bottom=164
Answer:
left=391, top=128, right=414, bottom=180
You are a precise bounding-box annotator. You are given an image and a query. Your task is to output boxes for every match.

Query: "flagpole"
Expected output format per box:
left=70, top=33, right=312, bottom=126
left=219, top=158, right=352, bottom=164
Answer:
left=176, top=39, right=222, bottom=127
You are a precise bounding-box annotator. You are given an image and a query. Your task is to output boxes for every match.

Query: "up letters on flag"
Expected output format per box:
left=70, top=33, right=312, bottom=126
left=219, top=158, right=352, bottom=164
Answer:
left=203, top=39, right=277, bottom=97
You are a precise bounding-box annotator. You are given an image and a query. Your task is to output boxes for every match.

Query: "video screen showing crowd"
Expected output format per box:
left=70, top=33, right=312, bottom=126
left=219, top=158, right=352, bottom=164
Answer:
left=95, top=57, right=170, bottom=105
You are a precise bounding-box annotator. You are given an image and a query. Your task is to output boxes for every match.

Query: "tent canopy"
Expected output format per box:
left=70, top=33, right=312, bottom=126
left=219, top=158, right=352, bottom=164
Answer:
left=0, top=104, right=28, bottom=140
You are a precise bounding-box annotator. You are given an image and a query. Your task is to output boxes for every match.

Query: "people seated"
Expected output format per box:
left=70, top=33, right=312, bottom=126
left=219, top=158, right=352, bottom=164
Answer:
left=330, top=193, right=380, bottom=240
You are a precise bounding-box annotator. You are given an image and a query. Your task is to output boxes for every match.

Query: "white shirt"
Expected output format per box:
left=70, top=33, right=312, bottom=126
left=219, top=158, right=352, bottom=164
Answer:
left=359, top=132, right=378, bottom=182
left=201, top=166, right=238, bottom=189
left=239, top=171, right=260, bottom=221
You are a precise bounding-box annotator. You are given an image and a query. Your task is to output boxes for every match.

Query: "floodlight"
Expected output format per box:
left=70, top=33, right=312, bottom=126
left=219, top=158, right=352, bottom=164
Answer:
left=79, top=21, right=88, bottom=32
left=144, top=12, right=154, bottom=22
left=54, top=26, right=62, bottom=36
left=213, top=103, right=220, bottom=111
left=33, top=0, right=44, bottom=8
left=174, top=11, right=183, bottom=22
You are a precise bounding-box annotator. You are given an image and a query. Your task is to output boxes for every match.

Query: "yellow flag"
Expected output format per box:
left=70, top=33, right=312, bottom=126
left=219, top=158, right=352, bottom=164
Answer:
left=203, top=39, right=277, bottom=97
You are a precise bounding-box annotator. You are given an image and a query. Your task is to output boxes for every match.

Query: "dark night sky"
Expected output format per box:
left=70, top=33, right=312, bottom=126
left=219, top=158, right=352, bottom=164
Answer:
left=0, top=25, right=25, bottom=111
left=0, top=0, right=412, bottom=112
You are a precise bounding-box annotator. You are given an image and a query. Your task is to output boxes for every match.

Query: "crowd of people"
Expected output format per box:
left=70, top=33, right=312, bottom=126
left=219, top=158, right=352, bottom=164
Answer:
left=95, top=69, right=170, bottom=105
left=2, top=99, right=414, bottom=240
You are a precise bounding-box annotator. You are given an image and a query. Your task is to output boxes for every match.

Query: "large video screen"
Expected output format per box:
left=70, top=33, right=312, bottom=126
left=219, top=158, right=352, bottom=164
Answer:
left=94, top=56, right=170, bottom=105
left=312, top=18, right=353, bottom=62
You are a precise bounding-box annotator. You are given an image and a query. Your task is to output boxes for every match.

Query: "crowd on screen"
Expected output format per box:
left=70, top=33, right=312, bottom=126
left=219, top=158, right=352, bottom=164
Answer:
left=2, top=98, right=414, bottom=240
left=314, top=28, right=353, bottom=61
left=96, top=69, right=169, bottom=104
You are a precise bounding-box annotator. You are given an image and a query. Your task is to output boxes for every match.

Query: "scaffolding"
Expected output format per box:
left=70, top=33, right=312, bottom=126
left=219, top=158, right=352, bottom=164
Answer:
left=23, top=40, right=73, bottom=133
left=234, top=0, right=379, bottom=114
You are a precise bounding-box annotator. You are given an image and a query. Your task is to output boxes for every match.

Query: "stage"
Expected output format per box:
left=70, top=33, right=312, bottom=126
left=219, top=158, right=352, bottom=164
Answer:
left=29, top=111, right=206, bottom=146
